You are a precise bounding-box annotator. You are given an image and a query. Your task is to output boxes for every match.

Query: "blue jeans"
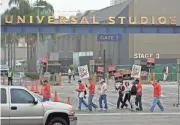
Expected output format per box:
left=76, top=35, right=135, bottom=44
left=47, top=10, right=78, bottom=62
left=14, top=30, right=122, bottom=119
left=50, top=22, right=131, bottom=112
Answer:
left=150, top=97, right=164, bottom=112
left=99, top=95, right=108, bottom=109
left=88, top=94, right=98, bottom=110
left=78, top=97, right=88, bottom=110
left=43, top=97, right=50, bottom=102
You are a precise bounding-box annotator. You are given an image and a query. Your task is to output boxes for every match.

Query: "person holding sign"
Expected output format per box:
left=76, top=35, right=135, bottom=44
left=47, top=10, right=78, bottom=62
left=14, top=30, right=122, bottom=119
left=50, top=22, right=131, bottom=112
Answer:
left=150, top=80, right=164, bottom=112
left=76, top=80, right=88, bottom=110
left=86, top=78, right=98, bottom=111
left=115, top=81, right=126, bottom=109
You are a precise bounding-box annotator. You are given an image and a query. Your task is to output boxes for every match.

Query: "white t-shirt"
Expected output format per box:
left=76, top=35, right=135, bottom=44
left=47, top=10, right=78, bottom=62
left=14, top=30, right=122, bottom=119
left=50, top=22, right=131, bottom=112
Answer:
left=125, top=85, right=131, bottom=94
left=79, top=91, right=84, bottom=98
left=100, top=82, right=107, bottom=95
left=68, top=69, right=71, bottom=75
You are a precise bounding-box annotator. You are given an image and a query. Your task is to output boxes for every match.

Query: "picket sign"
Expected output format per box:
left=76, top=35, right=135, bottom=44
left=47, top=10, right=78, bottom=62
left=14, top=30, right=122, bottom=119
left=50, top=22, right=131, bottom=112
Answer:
left=131, top=64, right=142, bottom=78
left=78, top=65, right=89, bottom=80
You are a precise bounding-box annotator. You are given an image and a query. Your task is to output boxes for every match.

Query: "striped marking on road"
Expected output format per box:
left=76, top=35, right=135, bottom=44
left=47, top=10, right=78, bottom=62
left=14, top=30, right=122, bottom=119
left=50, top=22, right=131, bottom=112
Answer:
left=76, top=112, right=180, bottom=116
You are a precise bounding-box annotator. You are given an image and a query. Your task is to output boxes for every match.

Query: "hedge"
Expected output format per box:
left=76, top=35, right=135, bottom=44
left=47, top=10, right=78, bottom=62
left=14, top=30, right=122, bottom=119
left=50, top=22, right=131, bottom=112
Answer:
left=25, top=72, right=40, bottom=79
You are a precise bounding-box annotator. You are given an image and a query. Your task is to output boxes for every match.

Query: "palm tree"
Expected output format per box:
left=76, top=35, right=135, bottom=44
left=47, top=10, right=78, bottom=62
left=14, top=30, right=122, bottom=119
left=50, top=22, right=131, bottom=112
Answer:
left=1, top=33, right=7, bottom=64
left=1, top=7, right=19, bottom=69
left=5, top=0, right=54, bottom=72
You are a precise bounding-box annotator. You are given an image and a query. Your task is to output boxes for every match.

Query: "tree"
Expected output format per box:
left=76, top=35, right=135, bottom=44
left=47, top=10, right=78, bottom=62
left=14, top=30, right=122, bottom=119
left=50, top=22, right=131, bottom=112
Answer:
left=3, top=0, right=55, bottom=72
left=1, top=8, right=19, bottom=69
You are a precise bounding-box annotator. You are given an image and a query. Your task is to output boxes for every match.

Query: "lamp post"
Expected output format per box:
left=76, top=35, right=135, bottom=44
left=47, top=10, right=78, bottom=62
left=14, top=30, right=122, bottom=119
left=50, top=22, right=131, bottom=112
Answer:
left=32, top=5, right=46, bottom=72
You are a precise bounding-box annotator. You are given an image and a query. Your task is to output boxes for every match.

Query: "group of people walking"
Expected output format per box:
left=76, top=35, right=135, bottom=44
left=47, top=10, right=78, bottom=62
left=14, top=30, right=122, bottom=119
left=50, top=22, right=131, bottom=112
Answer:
left=115, top=79, right=143, bottom=111
left=76, top=78, right=164, bottom=112
left=76, top=78, right=108, bottom=111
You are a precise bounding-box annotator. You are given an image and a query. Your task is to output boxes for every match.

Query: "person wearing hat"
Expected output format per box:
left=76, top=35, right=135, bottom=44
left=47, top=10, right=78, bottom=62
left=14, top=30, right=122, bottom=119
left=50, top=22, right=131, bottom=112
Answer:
left=86, top=78, right=98, bottom=111
left=98, top=79, right=108, bottom=111
left=76, top=80, right=88, bottom=110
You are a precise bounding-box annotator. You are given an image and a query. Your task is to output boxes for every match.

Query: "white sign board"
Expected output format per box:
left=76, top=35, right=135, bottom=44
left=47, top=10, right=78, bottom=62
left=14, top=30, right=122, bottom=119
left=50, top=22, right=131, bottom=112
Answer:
left=78, top=65, right=89, bottom=80
left=131, top=65, right=142, bottom=78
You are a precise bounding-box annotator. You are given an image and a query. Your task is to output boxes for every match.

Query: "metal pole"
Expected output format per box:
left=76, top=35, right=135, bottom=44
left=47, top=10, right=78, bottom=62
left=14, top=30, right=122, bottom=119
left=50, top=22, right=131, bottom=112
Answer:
left=178, top=82, right=180, bottom=104
left=8, top=34, right=10, bottom=67
left=174, top=59, right=180, bottom=107
left=10, top=42, right=13, bottom=69
left=177, top=63, right=180, bottom=104
left=36, top=7, right=40, bottom=72
left=4, top=34, right=7, bottom=64
left=103, top=49, right=106, bottom=80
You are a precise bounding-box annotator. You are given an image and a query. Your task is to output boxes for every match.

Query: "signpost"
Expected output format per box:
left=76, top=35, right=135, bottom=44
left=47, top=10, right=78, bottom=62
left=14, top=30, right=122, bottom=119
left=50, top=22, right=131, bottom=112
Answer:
left=40, top=56, right=48, bottom=64
left=146, top=57, right=156, bottom=81
left=174, top=59, right=180, bottom=107
left=96, top=34, right=121, bottom=42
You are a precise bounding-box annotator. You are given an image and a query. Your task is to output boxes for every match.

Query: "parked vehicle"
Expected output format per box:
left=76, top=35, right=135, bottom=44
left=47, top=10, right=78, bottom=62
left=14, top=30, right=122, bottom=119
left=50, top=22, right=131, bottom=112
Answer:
left=0, top=86, right=77, bottom=125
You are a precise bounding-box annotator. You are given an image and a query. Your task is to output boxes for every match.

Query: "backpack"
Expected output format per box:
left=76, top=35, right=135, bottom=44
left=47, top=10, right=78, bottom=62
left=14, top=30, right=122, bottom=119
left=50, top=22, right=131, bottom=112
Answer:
left=84, top=89, right=87, bottom=95
left=131, top=84, right=137, bottom=95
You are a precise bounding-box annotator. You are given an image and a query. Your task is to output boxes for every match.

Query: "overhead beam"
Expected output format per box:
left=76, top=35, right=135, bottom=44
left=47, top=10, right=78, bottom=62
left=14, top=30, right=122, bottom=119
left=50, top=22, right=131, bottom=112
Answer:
left=1, top=24, right=180, bottom=34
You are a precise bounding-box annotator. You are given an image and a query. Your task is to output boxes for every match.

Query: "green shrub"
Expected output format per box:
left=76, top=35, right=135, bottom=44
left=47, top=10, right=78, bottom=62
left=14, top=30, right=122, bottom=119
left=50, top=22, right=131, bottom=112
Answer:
left=25, top=72, right=40, bottom=79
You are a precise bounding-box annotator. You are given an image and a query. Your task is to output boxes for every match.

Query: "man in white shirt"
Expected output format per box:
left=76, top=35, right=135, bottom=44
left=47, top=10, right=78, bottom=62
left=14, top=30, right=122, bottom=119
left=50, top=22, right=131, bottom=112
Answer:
left=68, top=68, right=72, bottom=83
left=98, top=79, right=108, bottom=111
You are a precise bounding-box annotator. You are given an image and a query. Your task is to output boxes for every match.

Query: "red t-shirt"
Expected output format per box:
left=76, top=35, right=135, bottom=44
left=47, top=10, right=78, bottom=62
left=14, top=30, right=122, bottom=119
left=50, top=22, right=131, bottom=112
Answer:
left=136, top=83, right=142, bottom=96
left=43, top=83, right=51, bottom=98
left=89, top=82, right=95, bottom=95
left=152, top=82, right=161, bottom=97
left=78, top=83, right=85, bottom=92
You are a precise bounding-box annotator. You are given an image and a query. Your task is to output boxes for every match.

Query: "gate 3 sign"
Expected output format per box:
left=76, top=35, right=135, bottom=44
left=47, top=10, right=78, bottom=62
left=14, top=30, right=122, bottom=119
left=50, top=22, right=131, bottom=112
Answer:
left=97, top=34, right=121, bottom=42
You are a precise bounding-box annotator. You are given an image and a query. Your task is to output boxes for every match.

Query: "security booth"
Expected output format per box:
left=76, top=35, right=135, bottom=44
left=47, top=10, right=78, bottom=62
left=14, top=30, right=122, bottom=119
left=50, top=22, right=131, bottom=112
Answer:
left=108, top=65, right=116, bottom=78
left=96, top=66, right=104, bottom=82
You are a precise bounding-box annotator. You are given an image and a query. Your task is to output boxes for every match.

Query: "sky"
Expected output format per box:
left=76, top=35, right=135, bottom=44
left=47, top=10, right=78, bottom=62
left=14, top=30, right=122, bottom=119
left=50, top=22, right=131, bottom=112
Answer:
left=0, top=0, right=111, bottom=16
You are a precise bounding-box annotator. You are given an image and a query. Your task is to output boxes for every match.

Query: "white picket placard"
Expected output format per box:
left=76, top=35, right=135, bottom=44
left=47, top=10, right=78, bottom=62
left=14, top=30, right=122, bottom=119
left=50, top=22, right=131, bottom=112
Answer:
left=78, top=65, right=89, bottom=80
left=131, top=64, right=142, bottom=78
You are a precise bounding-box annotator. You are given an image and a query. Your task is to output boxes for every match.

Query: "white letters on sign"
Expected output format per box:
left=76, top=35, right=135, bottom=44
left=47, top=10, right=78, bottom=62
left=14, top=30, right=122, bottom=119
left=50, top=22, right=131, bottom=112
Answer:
left=134, top=53, right=160, bottom=59
left=78, top=65, right=89, bottom=80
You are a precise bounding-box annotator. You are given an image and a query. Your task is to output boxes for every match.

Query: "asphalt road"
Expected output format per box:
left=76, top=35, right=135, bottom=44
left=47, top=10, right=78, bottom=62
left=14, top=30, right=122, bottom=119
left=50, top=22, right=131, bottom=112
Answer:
left=77, top=114, right=180, bottom=125
left=1, top=76, right=180, bottom=125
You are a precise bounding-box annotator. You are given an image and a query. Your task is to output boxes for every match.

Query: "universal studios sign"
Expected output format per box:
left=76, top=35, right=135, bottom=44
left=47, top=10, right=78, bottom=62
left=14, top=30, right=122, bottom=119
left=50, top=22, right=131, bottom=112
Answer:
left=4, top=16, right=177, bottom=24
